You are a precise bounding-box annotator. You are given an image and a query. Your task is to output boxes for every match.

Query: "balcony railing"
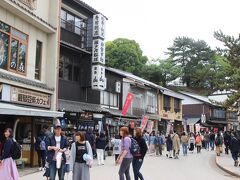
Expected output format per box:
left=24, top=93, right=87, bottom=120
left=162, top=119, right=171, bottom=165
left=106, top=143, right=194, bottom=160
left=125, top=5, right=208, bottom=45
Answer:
left=60, top=19, right=87, bottom=49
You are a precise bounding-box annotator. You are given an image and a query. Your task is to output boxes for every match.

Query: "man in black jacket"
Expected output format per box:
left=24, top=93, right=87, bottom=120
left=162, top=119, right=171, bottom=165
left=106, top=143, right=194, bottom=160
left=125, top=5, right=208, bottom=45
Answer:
left=230, top=132, right=240, bottom=167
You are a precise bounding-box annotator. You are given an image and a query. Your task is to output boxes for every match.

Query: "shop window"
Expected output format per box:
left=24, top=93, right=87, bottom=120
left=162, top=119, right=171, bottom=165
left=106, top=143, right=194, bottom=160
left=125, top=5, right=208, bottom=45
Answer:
left=60, top=9, right=86, bottom=48
left=100, top=91, right=119, bottom=107
left=0, top=21, right=28, bottom=75
left=35, top=40, right=42, bottom=80
left=59, top=53, right=80, bottom=82
left=163, top=95, right=171, bottom=111
left=174, top=98, right=181, bottom=113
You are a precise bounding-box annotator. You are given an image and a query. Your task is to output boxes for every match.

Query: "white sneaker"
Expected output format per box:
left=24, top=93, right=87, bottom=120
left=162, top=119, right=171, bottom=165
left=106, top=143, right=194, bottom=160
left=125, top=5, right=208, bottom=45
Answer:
left=38, top=167, right=42, bottom=171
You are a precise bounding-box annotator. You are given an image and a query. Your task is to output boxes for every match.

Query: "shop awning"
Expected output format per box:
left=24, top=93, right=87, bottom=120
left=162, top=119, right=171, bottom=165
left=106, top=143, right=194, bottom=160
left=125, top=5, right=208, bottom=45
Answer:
left=58, top=99, right=109, bottom=113
left=146, top=114, right=161, bottom=121
left=186, top=118, right=200, bottom=125
left=107, top=108, right=138, bottom=119
left=0, top=102, right=64, bottom=117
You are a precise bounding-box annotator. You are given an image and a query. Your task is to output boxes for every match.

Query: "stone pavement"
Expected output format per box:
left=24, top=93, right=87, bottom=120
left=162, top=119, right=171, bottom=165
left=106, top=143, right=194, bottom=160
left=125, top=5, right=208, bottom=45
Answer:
left=216, top=153, right=240, bottom=178
left=21, top=150, right=237, bottom=180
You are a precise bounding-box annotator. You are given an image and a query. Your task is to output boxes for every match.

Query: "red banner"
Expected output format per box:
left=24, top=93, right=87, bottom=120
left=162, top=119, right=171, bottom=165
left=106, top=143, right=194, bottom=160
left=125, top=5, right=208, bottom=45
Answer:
left=141, top=115, right=149, bottom=131
left=122, top=92, right=134, bottom=116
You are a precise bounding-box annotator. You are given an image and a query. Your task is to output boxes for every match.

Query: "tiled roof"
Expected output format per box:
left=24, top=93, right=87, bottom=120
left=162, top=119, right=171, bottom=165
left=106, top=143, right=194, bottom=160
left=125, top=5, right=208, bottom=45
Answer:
left=58, top=99, right=109, bottom=113
left=107, top=108, right=138, bottom=118
left=73, top=0, right=107, bottom=19
left=0, top=71, right=54, bottom=91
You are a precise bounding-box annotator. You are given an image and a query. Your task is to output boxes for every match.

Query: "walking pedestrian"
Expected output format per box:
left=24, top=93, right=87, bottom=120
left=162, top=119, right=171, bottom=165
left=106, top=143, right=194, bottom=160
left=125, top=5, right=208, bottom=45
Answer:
left=96, top=132, right=107, bottom=165
left=181, top=132, right=189, bottom=156
left=215, top=133, right=223, bottom=156
left=70, top=132, right=93, bottom=180
left=46, top=123, right=68, bottom=180
left=85, top=130, right=95, bottom=158
left=229, top=132, right=240, bottom=167
left=166, top=134, right=173, bottom=158
left=111, top=135, right=122, bottom=163
left=204, top=132, right=210, bottom=150
left=172, top=131, right=180, bottom=159
left=35, top=130, right=47, bottom=171
left=188, top=133, right=195, bottom=153
left=210, top=131, right=215, bottom=151
left=195, top=133, right=202, bottom=153
left=117, top=127, right=133, bottom=180
left=223, top=131, right=231, bottom=155
left=132, top=128, right=148, bottom=180
left=155, top=132, right=164, bottom=156
left=0, top=128, right=19, bottom=180
left=149, top=132, right=156, bottom=155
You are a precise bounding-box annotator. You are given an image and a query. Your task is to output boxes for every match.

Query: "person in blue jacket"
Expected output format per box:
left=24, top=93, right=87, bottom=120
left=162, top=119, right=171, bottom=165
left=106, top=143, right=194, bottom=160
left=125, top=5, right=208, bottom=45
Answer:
left=46, top=123, right=68, bottom=180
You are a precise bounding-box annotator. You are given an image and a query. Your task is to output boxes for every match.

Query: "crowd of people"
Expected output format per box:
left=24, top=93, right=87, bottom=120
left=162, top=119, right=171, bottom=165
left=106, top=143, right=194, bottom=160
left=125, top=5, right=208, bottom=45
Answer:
left=0, top=124, right=240, bottom=180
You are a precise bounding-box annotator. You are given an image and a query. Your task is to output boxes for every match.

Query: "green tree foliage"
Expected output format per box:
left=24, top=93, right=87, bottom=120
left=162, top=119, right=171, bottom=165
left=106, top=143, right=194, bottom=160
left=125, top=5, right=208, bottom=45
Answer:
left=141, top=58, right=181, bottom=86
left=166, top=37, right=216, bottom=88
left=105, top=38, right=148, bottom=75
left=214, top=30, right=240, bottom=106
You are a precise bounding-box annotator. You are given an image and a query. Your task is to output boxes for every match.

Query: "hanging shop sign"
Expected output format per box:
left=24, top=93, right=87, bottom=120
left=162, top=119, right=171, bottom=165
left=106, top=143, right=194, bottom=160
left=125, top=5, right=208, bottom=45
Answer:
left=10, top=86, right=51, bottom=108
left=93, top=14, right=106, bottom=39
left=80, top=112, right=93, bottom=120
left=91, top=65, right=106, bottom=90
left=92, top=39, right=105, bottom=64
left=91, top=14, right=107, bottom=91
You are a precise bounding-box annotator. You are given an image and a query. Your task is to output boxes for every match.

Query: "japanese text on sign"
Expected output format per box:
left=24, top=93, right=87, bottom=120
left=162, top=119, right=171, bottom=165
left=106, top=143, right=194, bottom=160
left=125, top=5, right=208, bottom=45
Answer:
left=11, top=87, right=51, bottom=108
left=92, top=39, right=105, bottom=64
left=93, top=14, right=106, bottom=39
left=91, top=65, right=106, bottom=90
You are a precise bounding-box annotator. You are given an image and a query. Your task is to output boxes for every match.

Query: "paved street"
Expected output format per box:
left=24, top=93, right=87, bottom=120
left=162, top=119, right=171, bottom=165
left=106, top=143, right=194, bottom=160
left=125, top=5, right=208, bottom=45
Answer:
left=20, top=150, right=237, bottom=180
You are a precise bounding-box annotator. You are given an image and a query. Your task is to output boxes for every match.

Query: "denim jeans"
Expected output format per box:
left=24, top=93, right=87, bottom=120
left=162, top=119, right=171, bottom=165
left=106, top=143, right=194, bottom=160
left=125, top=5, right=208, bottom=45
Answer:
left=119, top=158, right=133, bottom=180
left=132, top=158, right=144, bottom=180
left=232, top=151, right=239, bottom=161
left=205, top=141, right=210, bottom=150
left=49, top=161, right=65, bottom=180
left=210, top=140, right=215, bottom=150
left=182, top=143, right=188, bottom=155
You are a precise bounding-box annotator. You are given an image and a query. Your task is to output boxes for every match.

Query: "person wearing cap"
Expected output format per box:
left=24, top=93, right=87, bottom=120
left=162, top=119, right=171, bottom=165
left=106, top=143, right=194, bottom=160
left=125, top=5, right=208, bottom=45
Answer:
left=46, top=123, right=68, bottom=180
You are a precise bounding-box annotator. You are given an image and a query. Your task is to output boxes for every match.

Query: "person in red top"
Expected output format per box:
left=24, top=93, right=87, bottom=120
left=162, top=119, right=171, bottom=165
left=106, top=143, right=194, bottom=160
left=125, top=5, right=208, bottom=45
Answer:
left=195, top=133, right=202, bottom=153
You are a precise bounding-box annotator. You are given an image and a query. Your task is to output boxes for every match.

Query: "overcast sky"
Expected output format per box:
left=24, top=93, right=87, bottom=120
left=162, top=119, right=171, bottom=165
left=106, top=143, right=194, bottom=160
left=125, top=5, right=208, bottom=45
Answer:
left=84, top=0, right=240, bottom=59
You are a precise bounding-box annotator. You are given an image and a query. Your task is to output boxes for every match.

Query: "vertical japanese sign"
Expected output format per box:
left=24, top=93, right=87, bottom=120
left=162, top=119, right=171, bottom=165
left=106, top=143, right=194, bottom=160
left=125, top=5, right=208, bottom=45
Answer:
left=122, top=92, right=134, bottom=116
left=141, top=115, right=149, bottom=131
left=92, top=39, right=105, bottom=64
left=91, top=65, right=106, bottom=90
left=91, top=14, right=106, bottom=91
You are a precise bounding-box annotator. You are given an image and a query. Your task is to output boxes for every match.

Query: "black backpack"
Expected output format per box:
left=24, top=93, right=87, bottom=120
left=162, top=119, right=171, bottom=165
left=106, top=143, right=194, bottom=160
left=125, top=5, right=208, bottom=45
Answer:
left=130, top=138, right=141, bottom=157
left=12, top=140, right=22, bottom=160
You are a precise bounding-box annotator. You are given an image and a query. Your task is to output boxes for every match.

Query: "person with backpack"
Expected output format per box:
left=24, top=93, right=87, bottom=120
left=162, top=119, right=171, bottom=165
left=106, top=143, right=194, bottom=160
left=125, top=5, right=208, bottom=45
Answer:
left=95, top=132, right=108, bottom=165
left=70, top=131, right=93, bottom=180
left=155, top=132, right=164, bottom=156
left=215, top=132, right=223, bottom=156
left=132, top=128, right=148, bottom=180
left=195, top=133, right=202, bottom=153
left=0, top=128, right=19, bottom=180
left=230, top=132, right=240, bottom=167
left=35, top=130, right=47, bottom=171
left=117, top=127, right=133, bottom=180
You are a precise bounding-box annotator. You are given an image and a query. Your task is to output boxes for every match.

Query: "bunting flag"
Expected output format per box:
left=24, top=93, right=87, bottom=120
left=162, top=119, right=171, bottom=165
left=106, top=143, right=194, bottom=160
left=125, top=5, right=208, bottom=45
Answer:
left=122, top=92, right=134, bottom=116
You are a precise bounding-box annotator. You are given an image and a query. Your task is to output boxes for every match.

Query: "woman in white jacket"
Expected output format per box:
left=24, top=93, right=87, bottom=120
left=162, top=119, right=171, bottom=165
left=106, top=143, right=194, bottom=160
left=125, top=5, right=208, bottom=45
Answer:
left=70, top=132, right=93, bottom=180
